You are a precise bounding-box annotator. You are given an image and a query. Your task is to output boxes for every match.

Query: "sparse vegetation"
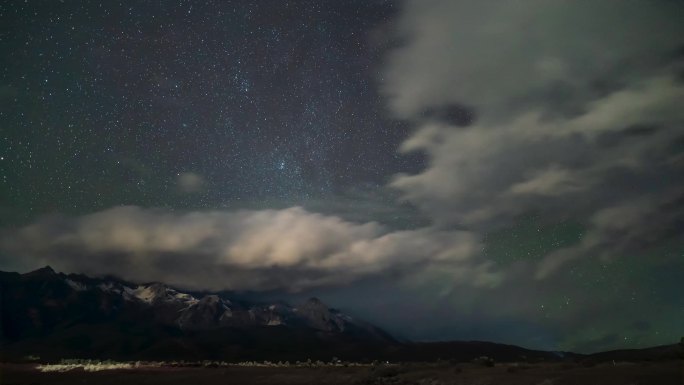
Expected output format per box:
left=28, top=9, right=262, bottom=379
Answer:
left=2, top=359, right=679, bottom=384
left=38, top=359, right=136, bottom=372
left=30, top=357, right=381, bottom=372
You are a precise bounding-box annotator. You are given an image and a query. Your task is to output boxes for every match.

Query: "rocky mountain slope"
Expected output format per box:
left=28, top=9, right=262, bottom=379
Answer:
left=1, top=266, right=390, bottom=335
left=0, top=266, right=392, bottom=360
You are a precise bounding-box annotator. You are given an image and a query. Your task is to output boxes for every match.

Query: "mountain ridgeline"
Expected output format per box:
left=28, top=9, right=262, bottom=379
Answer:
left=1, top=267, right=677, bottom=363
left=0, top=266, right=397, bottom=361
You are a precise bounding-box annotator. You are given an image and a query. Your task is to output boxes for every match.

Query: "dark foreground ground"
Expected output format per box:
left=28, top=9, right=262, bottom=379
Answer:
left=1, top=361, right=682, bottom=385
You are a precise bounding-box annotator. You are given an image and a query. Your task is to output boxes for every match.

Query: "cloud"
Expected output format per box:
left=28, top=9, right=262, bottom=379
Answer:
left=536, top=189, right=684, bottom=279
left=176, top=172, right=205, bottom=193
left=507, top=166, right=585, bottom=197
left=383, top=0, right=684, bottom=120
left=384, top=0, right=684, bottom=276
left=0, top=206, right=494, bottom=291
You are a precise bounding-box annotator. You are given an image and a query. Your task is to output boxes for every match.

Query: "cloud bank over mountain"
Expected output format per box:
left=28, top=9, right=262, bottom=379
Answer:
left=1, top=205, right=494, bottom=291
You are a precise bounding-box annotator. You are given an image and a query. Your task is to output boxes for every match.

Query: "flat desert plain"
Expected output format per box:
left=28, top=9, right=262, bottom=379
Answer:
left=1, top=361, right=682, bottom=385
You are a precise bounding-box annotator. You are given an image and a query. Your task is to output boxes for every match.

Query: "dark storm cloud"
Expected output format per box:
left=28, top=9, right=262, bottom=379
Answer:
left=0, top=205, right=496, bottom=291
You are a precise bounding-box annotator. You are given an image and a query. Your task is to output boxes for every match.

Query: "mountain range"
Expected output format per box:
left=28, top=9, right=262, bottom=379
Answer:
left=0, top=267, right=679, bottom=363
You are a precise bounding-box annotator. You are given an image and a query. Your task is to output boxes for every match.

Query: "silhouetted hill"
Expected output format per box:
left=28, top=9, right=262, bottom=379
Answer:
left=584, top=344, right=683, bottom=363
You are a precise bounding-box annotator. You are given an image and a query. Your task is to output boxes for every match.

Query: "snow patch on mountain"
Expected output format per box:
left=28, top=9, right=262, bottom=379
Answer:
left=219, top=308, right=233, bottom=319
left=132, top=285, right=158, bottom=303
left=65, top=279, right=87, bottom=291
left=173, top=292, right=196, bottom=302
left=131, top=283, right=198, bottom=305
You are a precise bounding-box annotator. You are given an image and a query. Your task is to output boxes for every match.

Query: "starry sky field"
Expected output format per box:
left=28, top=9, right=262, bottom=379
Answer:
left=1, top=1, right=683, bottom=353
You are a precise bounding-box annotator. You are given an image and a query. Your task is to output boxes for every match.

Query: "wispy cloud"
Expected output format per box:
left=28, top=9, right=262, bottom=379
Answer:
left=176, top=172, right=205, bottom=194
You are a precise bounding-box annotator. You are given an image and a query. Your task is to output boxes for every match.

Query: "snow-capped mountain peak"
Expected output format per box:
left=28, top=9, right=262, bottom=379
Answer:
left=45, top=268, right=390, bottom=341
left=131, top=283, right=198, bottom=306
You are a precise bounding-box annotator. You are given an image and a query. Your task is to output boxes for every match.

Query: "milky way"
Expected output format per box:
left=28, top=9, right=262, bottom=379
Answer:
left=1, top=1, right=422, bottom=223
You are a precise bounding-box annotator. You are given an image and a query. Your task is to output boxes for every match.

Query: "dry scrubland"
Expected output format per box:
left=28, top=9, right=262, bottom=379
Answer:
left=1, top=360, right=682, bottom=385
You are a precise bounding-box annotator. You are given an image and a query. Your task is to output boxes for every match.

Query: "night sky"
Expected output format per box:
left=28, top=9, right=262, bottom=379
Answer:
left=1, top=1, right=683, bottom=353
